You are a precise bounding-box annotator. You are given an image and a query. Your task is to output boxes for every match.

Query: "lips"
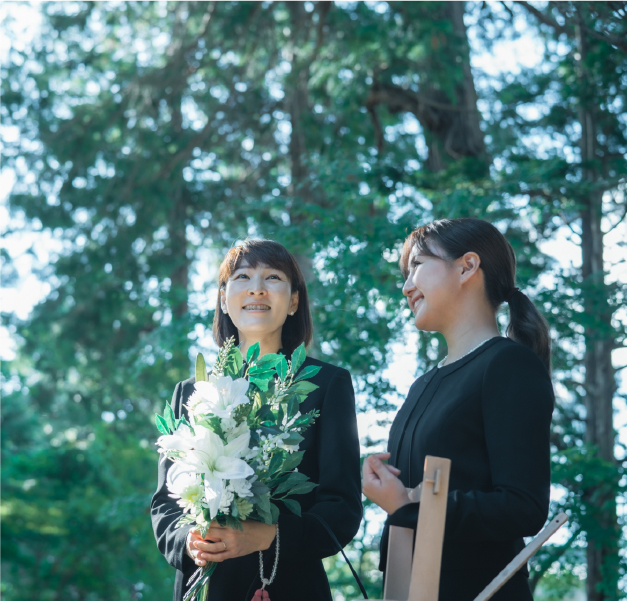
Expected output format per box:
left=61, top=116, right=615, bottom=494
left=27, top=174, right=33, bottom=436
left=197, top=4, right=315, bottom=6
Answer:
left=411, top=295, right=424, bottom=312
left=243, top=304, right=270, bottom=311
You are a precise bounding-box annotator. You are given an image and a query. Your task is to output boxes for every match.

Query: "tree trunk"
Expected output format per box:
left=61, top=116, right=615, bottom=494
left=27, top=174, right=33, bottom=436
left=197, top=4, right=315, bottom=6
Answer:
left=366, top=1, right=488, bottom=175
left=576, top=14, right=620, bottom=601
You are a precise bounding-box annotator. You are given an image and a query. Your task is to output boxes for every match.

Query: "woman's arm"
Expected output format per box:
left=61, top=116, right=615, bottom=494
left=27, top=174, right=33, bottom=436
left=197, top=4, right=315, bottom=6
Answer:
left=387, top=343, right=554, bottom=541
left=277, top=367, right=363, bottom=559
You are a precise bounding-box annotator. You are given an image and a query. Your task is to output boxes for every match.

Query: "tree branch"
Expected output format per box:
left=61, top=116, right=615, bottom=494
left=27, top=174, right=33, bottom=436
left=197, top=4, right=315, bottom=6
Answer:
left=514, top=1, right=569, bottom=34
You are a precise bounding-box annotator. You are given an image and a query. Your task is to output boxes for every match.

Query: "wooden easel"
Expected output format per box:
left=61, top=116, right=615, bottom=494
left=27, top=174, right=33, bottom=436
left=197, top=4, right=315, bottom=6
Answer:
left=357, top=455, right=568, bottom=601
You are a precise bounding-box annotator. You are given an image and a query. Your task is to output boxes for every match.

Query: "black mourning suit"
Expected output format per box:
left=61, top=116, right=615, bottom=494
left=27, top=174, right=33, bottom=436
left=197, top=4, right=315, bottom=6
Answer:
left=151, top=357, right=362, bottom=601
left=382, top=337, right=554, bottom=601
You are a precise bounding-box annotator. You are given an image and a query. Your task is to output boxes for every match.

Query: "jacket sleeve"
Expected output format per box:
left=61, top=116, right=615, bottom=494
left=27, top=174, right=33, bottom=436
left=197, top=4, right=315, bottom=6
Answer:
left=387, top=344, right=554, bottom=542
left=150, top=381, right=195, bottom=572
left=277, top=367, right=363, bottom=559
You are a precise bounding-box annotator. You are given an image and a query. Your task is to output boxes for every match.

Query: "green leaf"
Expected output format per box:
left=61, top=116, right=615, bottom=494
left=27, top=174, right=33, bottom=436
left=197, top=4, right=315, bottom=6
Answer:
left=269, top=502, right=280, bottom=523
left=294, top=365, right=321, bottom=382
left=165, top=403, right=176, bottom=432
left=287, top=396, right=299, bottom=417
left=155, top=414, right=170, bottom=435
left=282, top=432, right=304, bottom=446
left=281, top=451, right=305, bottom=472
left=256, top=492, right=271, bottom=514
left=225, top=346, right=243, bottom=376
left=255, top=405, right=274, bottom=422
left=268, top=451, right=283, bottom=475
left=277, top=356, right=288, bottom=380
left=289, top=381, right=318, bottom=395
left=291, top=343, right=306, bottom=373
left=225, top=514, right=243, bottom=530
left=256, top=354, right=282, bottom=368
left=250, top=479, right=270, bottom=499
left=258, top=425, right=282, bottom=437
left=285, top=481, right=318, bottom=496
left=282, top=499, right=301, bottom=516
left=195, top=352, right=208, bottom=382
left=249, top=374, right=272, bottom=391
left=273, top=471, right=308, bottom=495
left=248, top=366, right=275, bottom=379
left=246, top=342, right=260, bottom=364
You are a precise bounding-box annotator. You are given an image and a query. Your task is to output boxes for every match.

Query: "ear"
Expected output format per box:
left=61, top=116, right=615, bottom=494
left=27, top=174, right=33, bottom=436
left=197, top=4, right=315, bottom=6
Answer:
left=289, top=290, right=299, bottom=315
left=220, top=289, right=228, bottom=313
left=458, top=252, right=481, bottom=283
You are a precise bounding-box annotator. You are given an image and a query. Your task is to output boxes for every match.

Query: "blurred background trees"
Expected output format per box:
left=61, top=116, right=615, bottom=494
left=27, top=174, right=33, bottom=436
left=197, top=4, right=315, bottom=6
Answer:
left=1, top=2, right=626, bottom=600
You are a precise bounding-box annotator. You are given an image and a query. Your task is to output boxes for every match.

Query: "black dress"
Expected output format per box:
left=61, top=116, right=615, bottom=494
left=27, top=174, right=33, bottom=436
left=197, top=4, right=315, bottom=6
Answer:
left=381, top=337, right=554, bottom=601
left=151, top=357, right=362, bottom=601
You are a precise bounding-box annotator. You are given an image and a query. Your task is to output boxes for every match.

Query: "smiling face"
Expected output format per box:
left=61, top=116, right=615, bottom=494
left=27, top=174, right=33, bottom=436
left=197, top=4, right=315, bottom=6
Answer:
left=402, top=244, right=461, bottom=332
left=220, top=261, right=299, bottom=343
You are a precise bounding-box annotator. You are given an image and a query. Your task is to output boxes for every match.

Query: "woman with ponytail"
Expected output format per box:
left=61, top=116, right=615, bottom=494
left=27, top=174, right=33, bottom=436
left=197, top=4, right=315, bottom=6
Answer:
left=363, top=218, right=554, bottom=601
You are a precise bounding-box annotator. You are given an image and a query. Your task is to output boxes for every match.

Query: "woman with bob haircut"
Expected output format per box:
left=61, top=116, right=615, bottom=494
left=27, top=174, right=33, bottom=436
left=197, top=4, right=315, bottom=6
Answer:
left=363, top=218, right=554, bottom=601
left=151, top=239, right=362, bottom=601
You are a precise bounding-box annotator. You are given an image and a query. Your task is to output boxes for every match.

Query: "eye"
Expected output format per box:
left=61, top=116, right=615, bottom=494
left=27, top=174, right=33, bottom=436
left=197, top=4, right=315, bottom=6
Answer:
left=411, top=260, right=422, bottom=267
left=234, top=273, right=249, bottom=280
left=267, top=273, right=282, bottom=280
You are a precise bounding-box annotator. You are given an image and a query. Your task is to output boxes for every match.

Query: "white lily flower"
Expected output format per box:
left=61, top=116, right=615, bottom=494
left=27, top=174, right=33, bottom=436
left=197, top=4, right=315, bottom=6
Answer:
left=188, top=376, right=250, bottom=419
left=156, top=424, right=195, bottom=461
left=167, top=425, right=254, bottom=519
left=166, top=470, right=204, bottom=513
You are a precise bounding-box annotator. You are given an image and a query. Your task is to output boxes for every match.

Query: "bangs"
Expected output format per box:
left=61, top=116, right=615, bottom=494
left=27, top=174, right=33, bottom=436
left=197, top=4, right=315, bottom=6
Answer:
left=219, top=240, right=298, bottom=289
left=399, top=225, right=442, bottom=278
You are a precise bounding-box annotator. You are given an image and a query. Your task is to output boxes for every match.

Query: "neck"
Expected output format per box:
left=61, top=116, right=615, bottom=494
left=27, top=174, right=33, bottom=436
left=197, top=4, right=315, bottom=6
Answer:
left=440, top=301, right=500, bottom=366
left=238, top=330, right=283, bottom=358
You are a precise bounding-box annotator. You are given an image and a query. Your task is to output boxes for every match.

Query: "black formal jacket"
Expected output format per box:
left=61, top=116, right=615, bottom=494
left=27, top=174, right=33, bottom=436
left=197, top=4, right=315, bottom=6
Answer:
left=381, top=337, right=554, bottom=601
left=151, top=356, right=362, bottom=601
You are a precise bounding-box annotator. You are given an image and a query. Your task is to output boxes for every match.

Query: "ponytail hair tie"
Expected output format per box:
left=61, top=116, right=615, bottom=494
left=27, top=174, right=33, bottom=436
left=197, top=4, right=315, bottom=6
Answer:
left=504, top=287, right=520, bottom=303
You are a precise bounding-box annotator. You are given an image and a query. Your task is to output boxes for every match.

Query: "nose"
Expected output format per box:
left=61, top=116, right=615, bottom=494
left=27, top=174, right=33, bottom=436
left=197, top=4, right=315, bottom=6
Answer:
left=402, top=273, right=415, bottom=297
left=247, top=274, right=267, bottom=296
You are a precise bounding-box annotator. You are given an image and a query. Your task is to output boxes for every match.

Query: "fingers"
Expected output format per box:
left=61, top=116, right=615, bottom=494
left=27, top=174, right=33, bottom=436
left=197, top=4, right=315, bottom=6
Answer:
left=371, top=452, right=392, bottom=460
left=367, top=455, right=398, bottom=482
left=194, top=540, right=226, bottom=554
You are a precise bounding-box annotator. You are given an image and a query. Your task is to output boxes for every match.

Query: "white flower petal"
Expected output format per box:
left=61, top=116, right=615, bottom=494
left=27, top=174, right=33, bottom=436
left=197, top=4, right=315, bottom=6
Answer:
left=223, top=430, right=251, bottom=458
left=214, top=455, right=255, bottom=480
left=204, top=475, right=223, bottom=519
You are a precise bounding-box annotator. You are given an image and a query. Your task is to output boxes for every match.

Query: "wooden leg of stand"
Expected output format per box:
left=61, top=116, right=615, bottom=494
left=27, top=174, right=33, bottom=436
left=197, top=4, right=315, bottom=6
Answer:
left=383, top=526, right=414, bottom=601
left=473, top=513, right=569, bottom=601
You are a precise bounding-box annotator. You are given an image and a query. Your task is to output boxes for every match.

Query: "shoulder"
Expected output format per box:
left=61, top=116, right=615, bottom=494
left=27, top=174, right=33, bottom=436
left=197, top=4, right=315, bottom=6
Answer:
left=300, top=356, right=354, bottom=394
left=484, top=338, right=550, bottom=381
left=482, top=338, right=554, bottom=408
left=302, top=355, right=352, bottom=380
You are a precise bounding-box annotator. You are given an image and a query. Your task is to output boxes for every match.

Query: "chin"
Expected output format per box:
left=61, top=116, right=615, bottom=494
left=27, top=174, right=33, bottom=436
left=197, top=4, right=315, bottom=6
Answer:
left=413, top=313, right=438, bottom=333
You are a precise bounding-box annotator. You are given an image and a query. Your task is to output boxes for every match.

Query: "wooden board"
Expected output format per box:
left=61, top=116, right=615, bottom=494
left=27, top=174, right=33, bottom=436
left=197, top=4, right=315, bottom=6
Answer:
left=407, top=456, right=451, bottom=601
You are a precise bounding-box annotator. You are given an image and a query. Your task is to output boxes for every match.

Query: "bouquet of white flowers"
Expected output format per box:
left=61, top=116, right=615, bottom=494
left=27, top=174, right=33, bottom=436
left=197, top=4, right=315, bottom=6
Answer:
left=155, top=338, right=320, bottom=601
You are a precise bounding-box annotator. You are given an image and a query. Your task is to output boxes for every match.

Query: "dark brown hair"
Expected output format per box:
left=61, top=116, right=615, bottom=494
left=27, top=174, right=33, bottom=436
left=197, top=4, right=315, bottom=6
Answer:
left=400, top=218, right=551, bottom=371
left=213, top=239, right=313, bottom=356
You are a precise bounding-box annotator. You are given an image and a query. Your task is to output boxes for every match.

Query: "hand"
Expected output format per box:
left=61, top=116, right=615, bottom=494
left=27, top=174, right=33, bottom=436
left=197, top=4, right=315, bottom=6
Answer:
left=186, top=528, right=213, bottom=567
left=191, top=520, right=277, bottom=564
left=362, top=452, right=410, bottom=515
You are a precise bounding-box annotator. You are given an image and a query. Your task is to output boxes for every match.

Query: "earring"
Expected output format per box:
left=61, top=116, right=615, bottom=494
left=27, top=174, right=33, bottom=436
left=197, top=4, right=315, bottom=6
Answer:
left=223, top=309, right=228, bottom=315
left=290, top=311, right=295, bottom=316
